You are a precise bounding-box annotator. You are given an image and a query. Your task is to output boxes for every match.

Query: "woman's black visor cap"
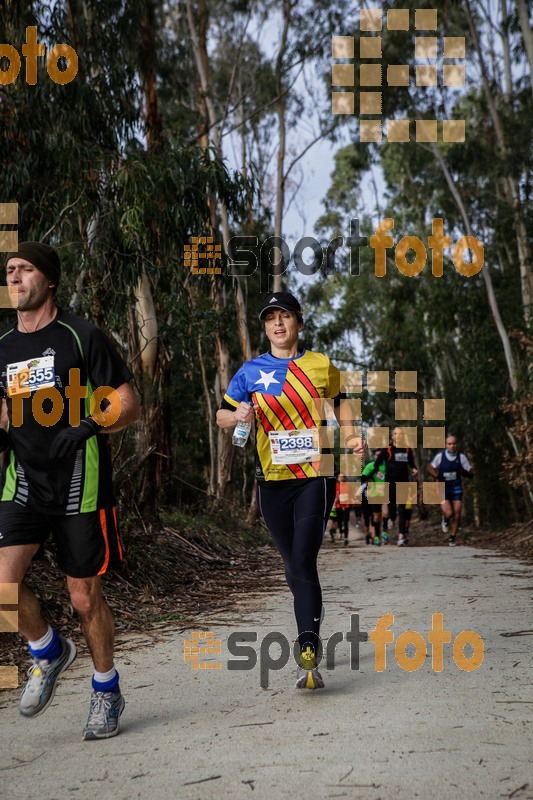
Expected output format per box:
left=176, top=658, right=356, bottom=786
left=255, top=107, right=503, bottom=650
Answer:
left=258, top=292, right=302, bottom=321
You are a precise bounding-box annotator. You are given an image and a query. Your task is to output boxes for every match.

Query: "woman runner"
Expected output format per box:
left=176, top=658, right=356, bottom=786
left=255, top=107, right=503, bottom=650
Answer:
left=216, top=292, right=367, bottom=690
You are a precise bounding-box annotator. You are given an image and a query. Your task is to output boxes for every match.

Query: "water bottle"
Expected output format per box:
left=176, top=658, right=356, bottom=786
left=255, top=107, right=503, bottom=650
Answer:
left=232, top=420, right=251, bottom=447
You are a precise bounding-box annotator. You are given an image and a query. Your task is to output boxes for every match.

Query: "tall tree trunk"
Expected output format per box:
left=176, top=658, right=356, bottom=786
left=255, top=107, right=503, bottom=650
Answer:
left=186, top=0, right=252, bottom=361
left=129, top=1, right=170, bottom=511
left=466, top=0, right=533, bottom=326
left=186, top=0, right=253, bottom=498
left=430, top=141, right=519, bottom=393
left=272, top=0, right=291, bottom=293
left=500, top=0, right=513, bottom=99
left=198, top=336, right=216, bottom=496
left=515, top=0, right=533, bottom=98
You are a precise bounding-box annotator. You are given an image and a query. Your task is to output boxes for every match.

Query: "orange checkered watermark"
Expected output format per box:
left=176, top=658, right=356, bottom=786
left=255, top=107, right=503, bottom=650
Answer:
left=0, top=202, right=20, bottom=309
left=316, top=369, right=449, bottom=503
left=184, top=631, right=222, bottom=669
left=332, top=8, right=466, bottom=143
left=0, top=582, right=19, bottom=689
left=185, top=236, right=222, bottom=275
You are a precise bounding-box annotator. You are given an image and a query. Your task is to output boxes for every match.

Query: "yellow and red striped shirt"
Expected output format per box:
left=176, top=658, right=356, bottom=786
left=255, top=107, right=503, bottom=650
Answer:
left=223, top=349, right=340, bottom=481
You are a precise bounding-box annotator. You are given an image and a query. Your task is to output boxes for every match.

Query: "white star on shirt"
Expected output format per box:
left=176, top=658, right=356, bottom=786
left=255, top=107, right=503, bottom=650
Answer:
left=254, top=370, right=280, bottom=391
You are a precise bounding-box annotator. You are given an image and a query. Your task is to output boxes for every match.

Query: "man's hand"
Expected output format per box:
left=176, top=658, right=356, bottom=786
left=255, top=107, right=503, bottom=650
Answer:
left=50, top=418, right=100, bottom=460
left=412, top=468, right=418, bottom=477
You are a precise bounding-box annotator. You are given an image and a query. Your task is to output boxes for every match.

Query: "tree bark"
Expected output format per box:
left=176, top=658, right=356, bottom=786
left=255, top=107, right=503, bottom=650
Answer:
left=272, top=0, right=292, bottom=293
left=515, top=0, right=533, bottom=99
left=466, top=0, right=533, bottom=326
left=430, top=141, right=519, bottom=393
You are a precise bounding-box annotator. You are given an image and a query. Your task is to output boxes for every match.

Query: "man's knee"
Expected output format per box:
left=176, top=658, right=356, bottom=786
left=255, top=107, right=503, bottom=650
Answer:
left=68, top=578, right=103, bottom=617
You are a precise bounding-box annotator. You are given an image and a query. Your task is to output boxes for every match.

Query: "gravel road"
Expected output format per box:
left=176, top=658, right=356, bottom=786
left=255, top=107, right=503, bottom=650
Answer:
left=1, top=538, right=532, bottom=800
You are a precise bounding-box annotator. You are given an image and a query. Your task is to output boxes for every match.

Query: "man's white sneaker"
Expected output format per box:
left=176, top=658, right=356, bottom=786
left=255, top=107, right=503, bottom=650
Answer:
left=397, top=534, right=405, bottom=547
left=83, top=690, right=125, bottom=740
left=19, top=636, right=77, bottom=718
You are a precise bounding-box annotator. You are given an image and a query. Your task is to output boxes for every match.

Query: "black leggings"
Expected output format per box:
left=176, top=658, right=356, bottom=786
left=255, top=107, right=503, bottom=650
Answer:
left=336, top=507, right=350, bottom=538
left=257, top=477, right=334, bottom=653
left=388, top=481, right=407, bottom=534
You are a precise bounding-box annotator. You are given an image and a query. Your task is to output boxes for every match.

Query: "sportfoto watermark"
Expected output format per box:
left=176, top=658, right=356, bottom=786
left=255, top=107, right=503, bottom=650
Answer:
left=223, top=218, right=483, bottom=288
left=185, top=613, right=484, bottom=688
left=6, top=367, right=121, bottom=428
left=0, top=27, right=78, bottom=85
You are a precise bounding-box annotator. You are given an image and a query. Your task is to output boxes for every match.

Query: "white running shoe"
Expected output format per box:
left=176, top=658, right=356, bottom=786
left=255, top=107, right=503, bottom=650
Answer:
left=83, top=690, right=125, bottom=740
left=397, top=534, right=405, bottom=547
left=19, top=637, right=77, bottom=718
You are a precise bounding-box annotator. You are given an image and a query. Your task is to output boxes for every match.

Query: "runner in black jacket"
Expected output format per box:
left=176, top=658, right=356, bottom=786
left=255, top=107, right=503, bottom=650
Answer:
left=372, top=427, right=418, bottom=546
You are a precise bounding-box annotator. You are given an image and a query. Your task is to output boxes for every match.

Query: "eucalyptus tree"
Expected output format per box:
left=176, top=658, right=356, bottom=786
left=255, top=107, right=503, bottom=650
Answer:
left=0, top=0, right=250, bottom=510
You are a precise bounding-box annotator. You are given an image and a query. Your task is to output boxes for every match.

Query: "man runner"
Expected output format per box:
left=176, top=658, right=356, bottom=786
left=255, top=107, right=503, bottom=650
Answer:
left=428, top=435, right=473, bottom=545
left=0, top=242, right=140, bottom=739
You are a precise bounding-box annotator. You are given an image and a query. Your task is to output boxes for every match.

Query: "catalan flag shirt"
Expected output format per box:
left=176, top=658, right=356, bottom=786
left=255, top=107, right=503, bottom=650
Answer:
left=222, top=349, right=340, bottom=482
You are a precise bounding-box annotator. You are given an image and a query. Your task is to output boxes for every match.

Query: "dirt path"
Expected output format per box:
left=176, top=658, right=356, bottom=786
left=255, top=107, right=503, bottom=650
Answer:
left=1, top=535, right=532, bottom=800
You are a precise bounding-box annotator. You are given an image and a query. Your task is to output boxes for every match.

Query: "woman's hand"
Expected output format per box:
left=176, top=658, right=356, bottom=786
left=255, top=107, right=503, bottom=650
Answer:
left=350, top=437, right=369, bottom=457
left=233, top=402, right=255, bottom=424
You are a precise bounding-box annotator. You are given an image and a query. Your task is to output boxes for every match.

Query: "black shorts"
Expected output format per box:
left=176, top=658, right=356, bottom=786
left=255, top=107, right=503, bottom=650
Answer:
left=444, top=484, right=463, bottom=501
left=0, top=502, right=123, bottom=578
left=361, top=494, right=371, bottom=524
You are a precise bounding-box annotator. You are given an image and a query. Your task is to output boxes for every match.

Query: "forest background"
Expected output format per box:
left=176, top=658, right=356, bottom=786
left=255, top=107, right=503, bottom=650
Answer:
left=1, top=0, right=532, bottom=533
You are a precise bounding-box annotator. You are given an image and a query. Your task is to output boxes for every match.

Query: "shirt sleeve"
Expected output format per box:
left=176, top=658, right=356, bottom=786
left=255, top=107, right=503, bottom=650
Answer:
left=222, top=365, right=248, bottom=409
left=85, top=327, right=133, bottom=389
left=430, top=453, right=442, bottom=469
left=326, top=358, right=341, bottom=398
left=374, top=451, right=385, bottom=469
left=460, top=453, right=472, bottom=471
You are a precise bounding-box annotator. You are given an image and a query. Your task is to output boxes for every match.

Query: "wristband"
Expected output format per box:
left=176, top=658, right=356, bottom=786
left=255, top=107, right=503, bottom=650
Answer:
left=80, top=417, right=101, bottom=435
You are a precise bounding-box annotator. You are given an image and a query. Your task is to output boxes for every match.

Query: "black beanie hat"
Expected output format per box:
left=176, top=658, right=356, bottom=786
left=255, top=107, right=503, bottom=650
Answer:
left=5, top=242, right=61, bottom=288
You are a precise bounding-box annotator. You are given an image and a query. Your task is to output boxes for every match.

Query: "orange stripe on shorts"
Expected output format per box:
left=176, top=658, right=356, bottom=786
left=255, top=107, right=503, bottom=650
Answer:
left=112, top=506, right=123, bottom=559
left=97, top=508, right=110, bottom=576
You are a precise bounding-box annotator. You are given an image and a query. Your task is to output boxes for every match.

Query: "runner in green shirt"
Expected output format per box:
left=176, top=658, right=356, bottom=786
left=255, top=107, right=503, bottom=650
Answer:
left=361, top=449, right=389, bottom=546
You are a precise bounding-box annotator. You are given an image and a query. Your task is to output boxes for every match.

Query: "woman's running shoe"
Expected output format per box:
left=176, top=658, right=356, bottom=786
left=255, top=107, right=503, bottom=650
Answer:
left=295, top=646, right=324, bottom=690
left=373, top=536, right=381, bottom=546
left=381, top=533, right=389, bottom=544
